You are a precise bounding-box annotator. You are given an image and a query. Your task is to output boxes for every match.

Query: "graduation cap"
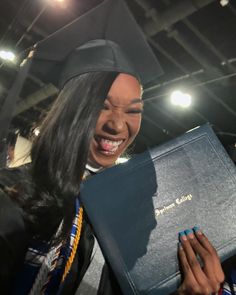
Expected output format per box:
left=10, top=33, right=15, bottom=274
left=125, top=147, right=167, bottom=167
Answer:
left=0, top=0, right=162, bottom=166
left=32, top=0, right=162, bottom=88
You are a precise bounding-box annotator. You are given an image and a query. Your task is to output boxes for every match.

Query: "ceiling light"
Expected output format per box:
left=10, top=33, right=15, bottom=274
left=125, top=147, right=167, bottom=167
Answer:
left=170, top=90, right=192, bottom=108
left=0, top=50, right=16, bottom=62
left=220, top=0, right=229, bottom=6
left=52, top=0, right=68, bottom=8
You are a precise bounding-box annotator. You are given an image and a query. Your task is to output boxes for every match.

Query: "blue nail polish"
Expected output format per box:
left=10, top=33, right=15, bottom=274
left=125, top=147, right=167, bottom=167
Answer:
left=179, top=231, right=186, bottom=237
left=193, top=226, right=200, bottom=232
left=185, top=229, right=193, bottom=235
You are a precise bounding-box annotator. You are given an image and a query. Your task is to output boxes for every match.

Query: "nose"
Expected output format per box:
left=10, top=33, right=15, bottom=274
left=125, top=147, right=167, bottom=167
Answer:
left=103, top=112, right=125, bottom=134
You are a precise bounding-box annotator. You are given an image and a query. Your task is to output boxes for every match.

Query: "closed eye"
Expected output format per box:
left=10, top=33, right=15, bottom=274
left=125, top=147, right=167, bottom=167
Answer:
left=126, top=109, right=143, bottom=114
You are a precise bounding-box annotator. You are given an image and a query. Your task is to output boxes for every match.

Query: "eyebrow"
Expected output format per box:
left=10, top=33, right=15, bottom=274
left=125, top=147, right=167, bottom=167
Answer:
left=106, top=96, right=143, bottom=105
left=130, top=98, right=143, bottom=105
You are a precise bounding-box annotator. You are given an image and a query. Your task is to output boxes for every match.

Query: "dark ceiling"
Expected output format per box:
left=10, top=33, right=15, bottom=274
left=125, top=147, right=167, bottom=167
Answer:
left=0, top=0, right=236, bottom=156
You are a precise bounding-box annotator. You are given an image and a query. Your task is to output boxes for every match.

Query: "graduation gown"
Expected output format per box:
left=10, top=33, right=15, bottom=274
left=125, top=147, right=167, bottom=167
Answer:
left=0, top=166, right=122, bottom=295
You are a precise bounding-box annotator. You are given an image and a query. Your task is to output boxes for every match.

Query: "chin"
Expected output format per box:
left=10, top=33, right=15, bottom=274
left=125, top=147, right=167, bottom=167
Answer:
left=89, top=150, right=121, bottom=168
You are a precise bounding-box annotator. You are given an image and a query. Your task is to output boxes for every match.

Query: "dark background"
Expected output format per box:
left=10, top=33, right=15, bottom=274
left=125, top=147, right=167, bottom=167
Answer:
left=0, top=0, right=236, bottom=155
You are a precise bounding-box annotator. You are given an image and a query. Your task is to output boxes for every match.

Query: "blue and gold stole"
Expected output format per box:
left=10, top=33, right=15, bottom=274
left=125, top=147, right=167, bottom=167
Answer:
left=11, top=198, right=83, bottom=295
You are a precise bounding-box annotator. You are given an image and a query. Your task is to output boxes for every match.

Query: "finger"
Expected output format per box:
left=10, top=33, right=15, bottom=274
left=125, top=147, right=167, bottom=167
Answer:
left=179, top=231, right=208, bottom=286
left=193, top=227, right=225, bottom=283
left=186, top=228, right=220, bottom=289
left=178, top=242, right=194, bottom=279
left=193, top=227, right=216, bottom=255
left=180, top=228, right=224, bottom=294
left=186, top=229, right=214, bottom=276
left=186, top=229, right=208, bottom=260
left=178, top=242, right=201, bottom=294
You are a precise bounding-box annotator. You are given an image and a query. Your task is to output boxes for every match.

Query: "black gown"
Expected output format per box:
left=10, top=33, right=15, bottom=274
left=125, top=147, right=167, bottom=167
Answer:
left=0, top=166, right=122, bottom=295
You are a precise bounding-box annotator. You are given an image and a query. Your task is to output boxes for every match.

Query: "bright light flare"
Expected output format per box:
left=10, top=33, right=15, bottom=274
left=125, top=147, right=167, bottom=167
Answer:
left=0, top=50, right=16, bottom=62
left=52, top=0, right=67, bottom=9
left=34, top=128, right=40, bottom=136
left=117, top=157, right=129, bottom=164
left=220, top=0, right=229, bottom=7
left=170, top=90, right=192, bottom=108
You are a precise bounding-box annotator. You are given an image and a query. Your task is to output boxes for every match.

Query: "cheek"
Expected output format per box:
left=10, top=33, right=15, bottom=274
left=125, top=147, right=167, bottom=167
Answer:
left=94, top=112, right=106, bottom=132
left=128, top=116, right=142, bottom=140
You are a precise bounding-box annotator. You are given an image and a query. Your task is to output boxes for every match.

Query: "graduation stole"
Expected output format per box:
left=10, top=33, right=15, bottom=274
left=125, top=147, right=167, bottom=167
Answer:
left=27, top=198, right=83, bottom=295
left=61, top=204, right=83, bottom=282
left=11, top=197, right=83, bottom=295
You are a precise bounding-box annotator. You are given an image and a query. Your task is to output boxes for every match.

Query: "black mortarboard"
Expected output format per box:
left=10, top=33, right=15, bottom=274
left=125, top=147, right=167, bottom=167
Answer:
left=31, top=0, right=163, bottom=88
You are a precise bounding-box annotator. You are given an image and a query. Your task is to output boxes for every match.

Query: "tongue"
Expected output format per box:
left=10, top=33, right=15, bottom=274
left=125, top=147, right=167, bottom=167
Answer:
left=100, top=141, right=115, bottom=151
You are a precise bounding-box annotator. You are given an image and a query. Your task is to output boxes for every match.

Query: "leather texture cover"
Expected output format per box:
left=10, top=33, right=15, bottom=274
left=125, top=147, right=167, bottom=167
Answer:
left=80, top=124, right=236, bottom=295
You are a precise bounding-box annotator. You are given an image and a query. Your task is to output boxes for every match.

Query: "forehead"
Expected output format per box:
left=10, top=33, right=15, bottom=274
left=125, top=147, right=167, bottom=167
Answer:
left=107, top=73, right=142, bottom=105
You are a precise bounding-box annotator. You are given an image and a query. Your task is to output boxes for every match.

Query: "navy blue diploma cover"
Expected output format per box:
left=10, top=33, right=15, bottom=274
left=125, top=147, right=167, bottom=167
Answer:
left=80, top=124, right=236, bottom=295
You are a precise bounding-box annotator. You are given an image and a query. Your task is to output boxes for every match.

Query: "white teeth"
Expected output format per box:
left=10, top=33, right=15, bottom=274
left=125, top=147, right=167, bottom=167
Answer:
left=101, top=138, right=123, bottom=147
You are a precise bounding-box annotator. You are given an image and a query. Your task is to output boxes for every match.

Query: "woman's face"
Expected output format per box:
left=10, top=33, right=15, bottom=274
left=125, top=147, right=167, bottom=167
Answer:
left=88, top=73, right=143, bottom=168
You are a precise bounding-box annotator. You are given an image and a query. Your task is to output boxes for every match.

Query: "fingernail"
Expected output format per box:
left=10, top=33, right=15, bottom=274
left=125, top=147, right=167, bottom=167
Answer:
left=193, top=226, right=202, bottom=235
left=179, top=231, right=187, bottom=241
left=185, top=229, right=194, bottom=239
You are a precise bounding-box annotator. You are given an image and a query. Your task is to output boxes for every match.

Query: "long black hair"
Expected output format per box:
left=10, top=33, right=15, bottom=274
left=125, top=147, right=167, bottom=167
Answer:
left=16, top=71, right=118, bottom=242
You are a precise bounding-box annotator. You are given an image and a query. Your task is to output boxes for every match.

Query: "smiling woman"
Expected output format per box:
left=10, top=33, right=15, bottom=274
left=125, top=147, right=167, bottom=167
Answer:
left=0, top=0, right=227, bottom=294
left=89, top=73, right=143, bottom=168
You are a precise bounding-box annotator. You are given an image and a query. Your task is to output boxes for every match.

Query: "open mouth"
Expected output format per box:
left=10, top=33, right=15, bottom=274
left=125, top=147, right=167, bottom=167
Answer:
left=94, top=136, right=125, bottom=155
